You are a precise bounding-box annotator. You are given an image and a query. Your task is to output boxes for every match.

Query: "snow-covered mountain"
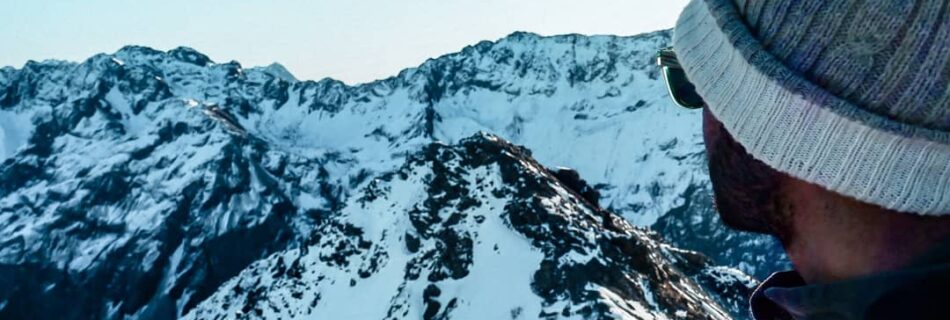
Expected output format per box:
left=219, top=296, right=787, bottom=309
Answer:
left=0, top=30, right=786, bottom=319
left=185, top=133, right=754, bottom=319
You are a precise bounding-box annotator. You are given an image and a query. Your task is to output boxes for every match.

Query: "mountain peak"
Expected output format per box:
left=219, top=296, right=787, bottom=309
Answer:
left=167, top=46, right=213, bottom=66
left=111, top=45, right=214, bottom=67
left=504, top=30, right=542, bottom=40
left=113, top=45, right=164, bottom=60
left=184, top=133, right=749, bottom=319
left=252, top=62, right=298, bottom=82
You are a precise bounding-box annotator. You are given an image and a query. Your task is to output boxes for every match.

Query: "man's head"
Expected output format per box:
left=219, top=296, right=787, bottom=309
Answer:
left=670, top=0, right=950, bottom=217
left=668, top=0, right=950, bottom=281
left=704, top=106, right=950, bottom=282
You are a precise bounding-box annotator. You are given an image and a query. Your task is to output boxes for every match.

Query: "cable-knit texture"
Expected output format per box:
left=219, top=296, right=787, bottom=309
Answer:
left=673, top=0, right=950, bottom=215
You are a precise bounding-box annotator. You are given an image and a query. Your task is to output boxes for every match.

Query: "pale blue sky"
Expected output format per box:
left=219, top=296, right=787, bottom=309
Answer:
left=0, top=0, right=688, bottom=84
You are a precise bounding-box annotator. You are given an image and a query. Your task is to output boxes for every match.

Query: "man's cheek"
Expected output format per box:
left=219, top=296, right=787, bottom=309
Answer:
left=702, top=108, right=718, bottom=155
left=709, top=162, right=772, bottom=234
left=703, top=109, right=779, bottom=235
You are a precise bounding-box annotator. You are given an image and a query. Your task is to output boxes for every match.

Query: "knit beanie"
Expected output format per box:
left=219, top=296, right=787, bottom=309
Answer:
left=673, top=0, right=950, bottom=215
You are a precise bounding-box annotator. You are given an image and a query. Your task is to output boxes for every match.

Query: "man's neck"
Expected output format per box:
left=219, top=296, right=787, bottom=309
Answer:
left=782, top=178, right=950, bottom=283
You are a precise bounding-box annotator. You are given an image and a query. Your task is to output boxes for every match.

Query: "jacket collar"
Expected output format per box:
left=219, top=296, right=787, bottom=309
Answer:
left=750, top=238, right=950, bottom=319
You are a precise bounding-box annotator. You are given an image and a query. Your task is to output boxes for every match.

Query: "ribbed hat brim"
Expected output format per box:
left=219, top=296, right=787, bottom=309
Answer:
left=673, top=0, right=950, bottom=215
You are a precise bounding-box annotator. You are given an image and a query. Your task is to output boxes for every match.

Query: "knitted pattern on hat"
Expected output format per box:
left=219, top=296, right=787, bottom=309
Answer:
left=673, top=0, right=950, bottom=215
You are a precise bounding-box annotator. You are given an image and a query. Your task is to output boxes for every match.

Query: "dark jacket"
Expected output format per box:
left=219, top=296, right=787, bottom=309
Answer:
left=751, top=239, right=950, bottom=319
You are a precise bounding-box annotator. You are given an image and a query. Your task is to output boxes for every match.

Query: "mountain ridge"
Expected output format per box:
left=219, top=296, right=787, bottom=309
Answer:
left=0, top=30, right=784, bottom=319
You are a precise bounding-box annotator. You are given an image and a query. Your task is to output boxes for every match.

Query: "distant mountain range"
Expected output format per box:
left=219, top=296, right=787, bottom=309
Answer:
left=0, top=30, right=787, bottom=319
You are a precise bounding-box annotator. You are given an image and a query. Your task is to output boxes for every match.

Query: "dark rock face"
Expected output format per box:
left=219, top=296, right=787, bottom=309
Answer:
left=0, top=134, right=302, bottom=320
left=185, top=134, right=753, bottom=319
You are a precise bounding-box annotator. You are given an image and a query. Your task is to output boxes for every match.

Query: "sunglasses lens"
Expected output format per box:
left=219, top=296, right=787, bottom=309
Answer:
left=663, top=67, right=705, bottom=109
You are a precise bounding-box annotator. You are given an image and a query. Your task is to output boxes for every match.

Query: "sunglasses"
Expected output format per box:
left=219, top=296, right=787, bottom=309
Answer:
left=656, top=47, right=705, bottom=109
